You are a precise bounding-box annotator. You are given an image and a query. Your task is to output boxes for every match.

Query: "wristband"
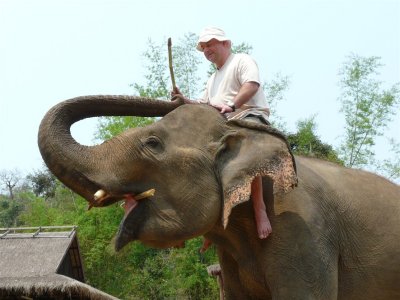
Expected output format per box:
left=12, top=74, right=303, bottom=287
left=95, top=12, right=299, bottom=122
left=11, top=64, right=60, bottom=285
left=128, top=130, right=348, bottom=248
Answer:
left=229, top=103, right=236, bottom=112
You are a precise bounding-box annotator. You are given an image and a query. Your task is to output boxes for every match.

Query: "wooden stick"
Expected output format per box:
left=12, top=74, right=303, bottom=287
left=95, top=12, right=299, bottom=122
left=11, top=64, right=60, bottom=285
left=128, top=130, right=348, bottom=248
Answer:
left=168, top=37, right=176, bottom=90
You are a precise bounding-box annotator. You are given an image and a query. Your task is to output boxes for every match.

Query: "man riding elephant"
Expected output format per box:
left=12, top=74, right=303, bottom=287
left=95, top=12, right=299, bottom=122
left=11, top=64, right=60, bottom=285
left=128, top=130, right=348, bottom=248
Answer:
left=172, top=26, right=273, bottom=241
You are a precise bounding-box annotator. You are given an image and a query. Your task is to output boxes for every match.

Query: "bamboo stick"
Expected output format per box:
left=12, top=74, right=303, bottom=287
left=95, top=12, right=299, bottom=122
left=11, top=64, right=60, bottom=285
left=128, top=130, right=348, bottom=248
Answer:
left=168, top=37, right=176, bottom=90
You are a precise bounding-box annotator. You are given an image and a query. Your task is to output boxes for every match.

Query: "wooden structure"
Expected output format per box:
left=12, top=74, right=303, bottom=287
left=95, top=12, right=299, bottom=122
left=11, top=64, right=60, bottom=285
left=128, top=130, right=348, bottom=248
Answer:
left=0, top=226, right=118, bottom=300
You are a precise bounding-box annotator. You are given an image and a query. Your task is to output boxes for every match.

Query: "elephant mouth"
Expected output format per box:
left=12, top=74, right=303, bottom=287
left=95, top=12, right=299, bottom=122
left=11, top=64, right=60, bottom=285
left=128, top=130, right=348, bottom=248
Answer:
left=88, top=187, right=155, bottom=210
left=120, top=189, right=155, bottom=217
left=93, top=187, right=188, bottom=251
left=113, top=188, right=189, bottom=251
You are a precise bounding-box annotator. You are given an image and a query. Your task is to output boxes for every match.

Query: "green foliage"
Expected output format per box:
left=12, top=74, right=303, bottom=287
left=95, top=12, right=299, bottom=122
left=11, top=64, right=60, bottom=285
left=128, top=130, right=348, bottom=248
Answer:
left=0, top=181, right=37, bottom=227
left=19, top=197, right=59, bottom=226
left=27, top=167, right=57, bottom=199
left=232, top=42, right=253, bottom=55
left=168, top=239, right=219, bottom=299
left=373, top=138, right=400, bottom=182
left=338, top=53, right=400, bottom=168
left=172, top=32, right=202, bottom=99
left=263, top=73, right=290, bottom=109
left=132, top=35, right=202, bottom=100
left=106, top=238, right=218, bottom=300
left=78, top=212, right=219, bottom=299
left=287, top=116, right=342, bottom=163
left=133, top=38, right=170, bottom=99
left=0, top=198, right=23, bottom=227
left=96, top=35, right=204, bottom=143
left=263, top=73, right=290, bottom=130
left=95, top=116, right=155, bottom=141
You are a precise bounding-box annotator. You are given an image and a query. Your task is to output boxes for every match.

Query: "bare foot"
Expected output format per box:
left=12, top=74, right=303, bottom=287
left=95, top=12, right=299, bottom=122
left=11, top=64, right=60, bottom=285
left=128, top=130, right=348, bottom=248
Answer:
left=200, top=238, right=212, bottom=253
left=255, top=209, right=272, bottom=239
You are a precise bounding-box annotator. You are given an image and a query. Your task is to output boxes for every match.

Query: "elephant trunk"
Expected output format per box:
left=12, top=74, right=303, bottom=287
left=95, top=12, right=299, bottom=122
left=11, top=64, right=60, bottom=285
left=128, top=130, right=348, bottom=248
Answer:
left=38, top=95, right=183, bottom=204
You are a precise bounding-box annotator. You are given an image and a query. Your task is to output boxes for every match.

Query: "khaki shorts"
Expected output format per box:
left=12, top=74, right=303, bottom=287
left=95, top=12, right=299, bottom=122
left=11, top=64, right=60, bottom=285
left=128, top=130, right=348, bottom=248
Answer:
left=244, top=114, right=270, bottom=125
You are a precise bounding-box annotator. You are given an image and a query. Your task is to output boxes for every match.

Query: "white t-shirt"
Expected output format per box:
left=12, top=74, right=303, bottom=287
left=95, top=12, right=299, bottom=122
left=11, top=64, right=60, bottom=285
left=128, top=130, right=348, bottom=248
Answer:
left=200, top=53, right=270, bottom=121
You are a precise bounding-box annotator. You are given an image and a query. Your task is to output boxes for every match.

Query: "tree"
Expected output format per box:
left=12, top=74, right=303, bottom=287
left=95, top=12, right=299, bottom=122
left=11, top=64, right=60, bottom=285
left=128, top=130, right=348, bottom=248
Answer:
left=133, top=38, right=170, bottom=99
left=95, top=35, right=203, bottom=142
left=338, top=54, right=400, bottom=168
left=0, top=169, right=22, bottom=200
left=287, top=116, right=342, bottom=163
left=172, top=32, right=202, bottom=99
left=95, top=116, right=155, bottom=141
left=373, top=139, right=400, bottom=182
left=263, top=73, right=290, bottom=130
left=0, top=197, right=22, bottom=227
left=27, top=167, right=57, bottom=200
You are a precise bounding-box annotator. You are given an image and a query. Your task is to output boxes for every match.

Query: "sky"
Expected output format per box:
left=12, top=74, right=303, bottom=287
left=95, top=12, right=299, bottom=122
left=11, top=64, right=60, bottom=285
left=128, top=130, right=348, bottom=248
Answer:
left=0, top=0, right=399, bottom=178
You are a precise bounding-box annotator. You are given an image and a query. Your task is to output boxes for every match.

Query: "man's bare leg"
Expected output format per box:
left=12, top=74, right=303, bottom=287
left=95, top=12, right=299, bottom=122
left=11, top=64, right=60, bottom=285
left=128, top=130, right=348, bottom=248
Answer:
left=251, top=176, right=272, bottom=239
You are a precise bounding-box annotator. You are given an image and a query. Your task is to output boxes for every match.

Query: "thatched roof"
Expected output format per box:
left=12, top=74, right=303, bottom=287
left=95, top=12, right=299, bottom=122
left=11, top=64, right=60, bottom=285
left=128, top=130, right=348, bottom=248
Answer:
left=0, top=226, right=119, bottom=300
left=0, top=274, right=119, bottom=300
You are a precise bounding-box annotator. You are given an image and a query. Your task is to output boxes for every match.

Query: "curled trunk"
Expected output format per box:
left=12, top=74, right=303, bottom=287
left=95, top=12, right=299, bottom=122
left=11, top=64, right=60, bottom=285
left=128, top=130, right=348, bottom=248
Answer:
left=38, top=95, right=183, bottom=204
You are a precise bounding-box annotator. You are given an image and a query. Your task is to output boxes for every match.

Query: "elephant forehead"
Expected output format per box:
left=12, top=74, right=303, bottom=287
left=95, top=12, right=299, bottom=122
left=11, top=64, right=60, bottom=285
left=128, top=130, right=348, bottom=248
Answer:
left=160, top=104, right=227, bottom=141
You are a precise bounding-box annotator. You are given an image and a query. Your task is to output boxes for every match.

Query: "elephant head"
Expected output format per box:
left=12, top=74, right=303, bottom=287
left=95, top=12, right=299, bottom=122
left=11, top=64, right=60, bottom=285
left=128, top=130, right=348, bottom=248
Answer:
left=38, top=95, right=297, bottom=250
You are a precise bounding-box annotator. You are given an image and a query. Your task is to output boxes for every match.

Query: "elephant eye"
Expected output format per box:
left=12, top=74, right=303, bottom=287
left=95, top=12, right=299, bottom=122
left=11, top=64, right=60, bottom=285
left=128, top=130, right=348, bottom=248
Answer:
left=142, top=136, right=163, bottom=152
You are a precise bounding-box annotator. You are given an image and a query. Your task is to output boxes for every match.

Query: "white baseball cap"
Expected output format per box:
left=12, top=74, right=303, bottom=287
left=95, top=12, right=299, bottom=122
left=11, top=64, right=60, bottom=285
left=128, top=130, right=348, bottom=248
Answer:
left=196, top=27, right=230, bottom=52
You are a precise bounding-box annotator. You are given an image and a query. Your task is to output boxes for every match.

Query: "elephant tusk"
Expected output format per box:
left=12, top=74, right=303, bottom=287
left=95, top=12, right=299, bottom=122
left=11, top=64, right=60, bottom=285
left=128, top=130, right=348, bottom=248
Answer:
left=94, top=189, right=107, bottom=201
left=134, top=188, right=156, bottom=201
left=91, top=189, right=111, bottom=209
left=93, top=188, right=155, bottom=211
left=89, top=189, right=109, bottom=211
left=95, top=188, right=155, bottom=202
left=120, top=188, right=156, bottom=207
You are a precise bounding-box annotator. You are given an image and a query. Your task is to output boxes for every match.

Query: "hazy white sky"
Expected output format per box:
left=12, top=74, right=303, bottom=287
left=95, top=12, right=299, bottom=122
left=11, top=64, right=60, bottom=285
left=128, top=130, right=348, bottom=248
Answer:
left=0, top=0, right=399, bottom=176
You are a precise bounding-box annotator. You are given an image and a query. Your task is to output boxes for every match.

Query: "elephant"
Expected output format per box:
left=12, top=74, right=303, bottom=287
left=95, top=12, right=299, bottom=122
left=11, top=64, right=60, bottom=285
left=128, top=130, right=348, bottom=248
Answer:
left=38, top=95, right=400, bottom=299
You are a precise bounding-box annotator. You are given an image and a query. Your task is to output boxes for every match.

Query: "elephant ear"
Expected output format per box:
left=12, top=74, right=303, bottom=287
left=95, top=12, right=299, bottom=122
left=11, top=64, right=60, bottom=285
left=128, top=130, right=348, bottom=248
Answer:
left=216, top=119, right=298, bottom=228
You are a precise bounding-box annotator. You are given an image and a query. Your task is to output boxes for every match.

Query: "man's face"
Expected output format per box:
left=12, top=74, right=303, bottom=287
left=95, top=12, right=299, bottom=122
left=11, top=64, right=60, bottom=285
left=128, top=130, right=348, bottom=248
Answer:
left=199, top=39, right=226, bottom=64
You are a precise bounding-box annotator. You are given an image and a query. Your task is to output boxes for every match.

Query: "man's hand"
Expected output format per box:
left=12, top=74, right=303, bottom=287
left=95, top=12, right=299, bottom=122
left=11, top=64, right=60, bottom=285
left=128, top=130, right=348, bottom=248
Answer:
left=211, top=103, right=234, bottom=114
left=171, top=94, right=187, bottom=104
left=170, top=86, right=193, bottom=104
left=170, top=86, right=182, bottom=98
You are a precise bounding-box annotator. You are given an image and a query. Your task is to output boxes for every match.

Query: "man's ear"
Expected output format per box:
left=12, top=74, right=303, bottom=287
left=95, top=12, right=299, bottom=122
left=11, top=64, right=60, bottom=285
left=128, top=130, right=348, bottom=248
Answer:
left=215, top=121, right=297, bottom=228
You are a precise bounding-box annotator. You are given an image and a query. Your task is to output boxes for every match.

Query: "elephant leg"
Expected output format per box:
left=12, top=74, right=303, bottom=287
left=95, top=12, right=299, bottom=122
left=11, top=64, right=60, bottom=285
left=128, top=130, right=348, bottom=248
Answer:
left=218, top=248, right=271, bottom=299
left=265, top=215, right=339, bottom=299
left=219, top=251, right=249, bottom=299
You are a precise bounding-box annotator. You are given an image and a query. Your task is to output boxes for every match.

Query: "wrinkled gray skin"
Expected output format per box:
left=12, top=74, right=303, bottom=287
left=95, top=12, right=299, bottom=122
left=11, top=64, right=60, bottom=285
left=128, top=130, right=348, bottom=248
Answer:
left=39, top=95, right=400, bottom=299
